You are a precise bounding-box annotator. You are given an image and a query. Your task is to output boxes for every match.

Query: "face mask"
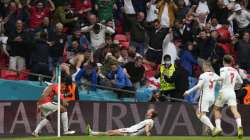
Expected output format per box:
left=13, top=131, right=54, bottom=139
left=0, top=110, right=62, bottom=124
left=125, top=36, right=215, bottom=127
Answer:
left=165, top=61, right=171, bottom=67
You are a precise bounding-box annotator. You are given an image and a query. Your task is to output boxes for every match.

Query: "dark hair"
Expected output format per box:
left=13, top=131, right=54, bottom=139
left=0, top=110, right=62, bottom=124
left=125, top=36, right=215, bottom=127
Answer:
left=151, top=110, right=158, bottom=118
left=223, top=55, right=234, bottom=65
left=61, top=75, right=72, bottom=85
left=163, top=54, right=171, bottom=61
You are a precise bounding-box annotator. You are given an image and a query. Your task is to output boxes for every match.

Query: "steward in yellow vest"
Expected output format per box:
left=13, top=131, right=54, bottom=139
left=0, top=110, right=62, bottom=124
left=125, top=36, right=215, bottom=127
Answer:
left=159, top=55, right=176, bottom=98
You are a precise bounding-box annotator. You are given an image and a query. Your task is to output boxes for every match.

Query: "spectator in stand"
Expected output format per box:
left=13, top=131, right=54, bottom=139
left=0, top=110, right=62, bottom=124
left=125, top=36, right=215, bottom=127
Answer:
left=180, top=42, right=198, bottom=76
left=124, top=56, right=145, bottom=88
left=122, top=0, right=147, bottom=35
left=48, top=23, right=66, bottom=71
left=195, top=30, right=215, bottom=67
left=146, top=0, right=158, bottom=23
left=210, top=18, right=222, bottom=31
left=72, top=0, right=92, bottom=19
left=235, top=31, right=250, bottom=71
left=81, top=14, right=115, bottom=50
left=4, top=1, right=26, bottom=35
left=228, top=4, right=250, bottom=33
left=53, top=2, right=78, bottom=28
left=157, top=0, right=178, bottom=28
left=195, top=0, right=209, bottom=26
left=145, top=19, right=169, bottom=64
left=95, top=0, right=117, bottom=23
left=29, top=31, right=50, bottom=81
left=106, top=61, right=133, bottom=98
left=130, top=12, right=146, bottom=56
left=34, top=17, right=53, bottom=40
left=7, top=20, right=28, bottom=71
left=173, top=19, right=194, bottom=44
left=175, top=0, right=191, bottom=21
left=174, top=60, right=189, bottom=100
left=208, top=0, right=229, bottom=24
left=26, top=0, right=55, bottom=30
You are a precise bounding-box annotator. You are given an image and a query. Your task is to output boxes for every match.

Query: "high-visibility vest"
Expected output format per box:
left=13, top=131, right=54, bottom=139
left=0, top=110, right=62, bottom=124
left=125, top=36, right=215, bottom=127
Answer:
left=160, top=64, right=176, bottom=91
left=243, top=85, right=250, bottom=105
left=64, top=84, right=79, bottom=101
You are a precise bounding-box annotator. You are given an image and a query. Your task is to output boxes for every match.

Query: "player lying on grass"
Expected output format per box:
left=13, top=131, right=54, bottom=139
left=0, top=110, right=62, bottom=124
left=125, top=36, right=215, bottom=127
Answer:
left=184, top=62, right=219, bottom=136
left=32, top=75, right=75, bottom=137
left=86, top=108, right=158, bottom=136
left=213, top=55, right=244, bottom=138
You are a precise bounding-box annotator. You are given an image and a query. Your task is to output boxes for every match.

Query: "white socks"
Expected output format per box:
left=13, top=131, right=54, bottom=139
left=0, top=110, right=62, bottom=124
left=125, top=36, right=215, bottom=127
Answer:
left=200, top=115, right=214, bottom=130
left=34, top=119, right=49, bottom=134
left=215, top=119, right=222, bottom=130
left=236, top=118, right=242, bottom=128
left=61, top=112, right=69, bottom=132
left=91, top=131, right=99, bottom=135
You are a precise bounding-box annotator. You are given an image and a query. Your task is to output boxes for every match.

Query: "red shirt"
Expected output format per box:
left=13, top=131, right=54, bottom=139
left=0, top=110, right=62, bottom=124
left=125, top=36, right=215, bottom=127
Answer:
left=72, top=0, right=92, bottom=12
left=29, top=6, right=50, bottom=29
left=38, top=84, right=65, bottom=105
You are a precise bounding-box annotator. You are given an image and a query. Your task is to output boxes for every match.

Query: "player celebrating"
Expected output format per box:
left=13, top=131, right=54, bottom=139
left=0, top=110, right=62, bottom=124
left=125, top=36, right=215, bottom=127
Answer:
left=86, top=108, right=158, bottom=136
left=32, top=76, right=75, bottom=137
left=213, top=55, right=243, bottom=138
left=184, top=62, right=219, bottom=135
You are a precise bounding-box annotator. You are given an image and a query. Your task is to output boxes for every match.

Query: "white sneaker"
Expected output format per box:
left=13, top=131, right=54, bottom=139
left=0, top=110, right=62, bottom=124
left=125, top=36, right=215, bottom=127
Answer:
left=32, top=132, right=39, bottom=137
left=64, top=130, right=76, bottom=135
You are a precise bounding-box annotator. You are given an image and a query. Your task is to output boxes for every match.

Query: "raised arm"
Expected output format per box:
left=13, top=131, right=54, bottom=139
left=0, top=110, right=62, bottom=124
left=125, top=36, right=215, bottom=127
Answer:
left=184, top=77, right=204, bottom=96
left=48, top=0, right=55, bottom=11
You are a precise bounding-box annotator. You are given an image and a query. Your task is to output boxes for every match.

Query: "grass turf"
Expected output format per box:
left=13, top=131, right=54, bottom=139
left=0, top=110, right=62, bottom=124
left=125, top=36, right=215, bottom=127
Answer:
left=2, top=136, right=250, bottom=140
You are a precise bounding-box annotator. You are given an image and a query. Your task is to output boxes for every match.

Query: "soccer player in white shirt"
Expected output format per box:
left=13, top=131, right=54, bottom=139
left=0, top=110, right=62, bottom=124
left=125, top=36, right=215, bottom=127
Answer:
left=184, top=62, right=219, bottom=135
left=213, top=55, right=243, bottom=138
left=85, top=108, right=157, bottom=136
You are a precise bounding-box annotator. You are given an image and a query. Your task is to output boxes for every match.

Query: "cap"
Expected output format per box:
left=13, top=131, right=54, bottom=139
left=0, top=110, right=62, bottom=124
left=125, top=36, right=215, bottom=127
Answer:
left=234, top=4, right=242, bottom=11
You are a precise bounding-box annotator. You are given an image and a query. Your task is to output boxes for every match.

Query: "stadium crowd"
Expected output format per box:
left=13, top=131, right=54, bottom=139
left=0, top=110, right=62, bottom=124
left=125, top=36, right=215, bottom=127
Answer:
left=0, top=0, right=250, bottom=103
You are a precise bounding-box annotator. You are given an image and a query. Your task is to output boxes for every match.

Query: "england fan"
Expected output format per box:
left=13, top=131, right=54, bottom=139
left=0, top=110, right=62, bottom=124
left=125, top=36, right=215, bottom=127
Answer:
left=32, top=75, right=75, bottom=137
left=86, top=108, right=158, bottom=136
left=213, top=55, right=244, bottom=138
left=184, top=62, right=219, bottom=136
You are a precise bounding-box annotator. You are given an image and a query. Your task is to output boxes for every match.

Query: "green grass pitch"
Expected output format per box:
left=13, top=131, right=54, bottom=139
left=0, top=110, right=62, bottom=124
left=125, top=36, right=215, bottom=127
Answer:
left=2, top=136, right=250, bottom=140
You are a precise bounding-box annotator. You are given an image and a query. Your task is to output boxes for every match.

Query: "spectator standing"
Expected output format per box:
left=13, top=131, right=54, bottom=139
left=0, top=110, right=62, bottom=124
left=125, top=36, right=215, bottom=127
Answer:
left=146, top=0, right=158, bottom=23
left=174, top=60, right=189, bottom=100
left=157, top=0, right=178, bottom=28
left=106, top=62, right=132, bottom=98
left=145, top=19, right=169, bottom=64
left=208, top=0, right=229, bottom=24
left=228, top=4, right=250, bottom=33
left=195, top=0, right=209, bottom=26
left=53, top=2, right=78, bottom=28
left=7, top=20, right=28, bottom=71
left=48, top=23, right=66, bottom=71
left=29, top=31, right=50, bottom=80
left=130, top=12, right=146, bottom=56
left=81, top=14, right=115, bottom=50
left=26, top=0, right=55, bottom=30
left=124, top=56, right=145, bottom=88
left=95, top=0, right=117, bottom=23
left=180, top=42, right=197, bottom=76
left=235, top=31, right=250, bottom=71
left=72, top=0, right=92, bottom=16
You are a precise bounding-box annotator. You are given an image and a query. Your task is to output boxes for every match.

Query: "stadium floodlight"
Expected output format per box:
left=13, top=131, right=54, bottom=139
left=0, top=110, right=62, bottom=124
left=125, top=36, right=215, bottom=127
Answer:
left=56, top=64, right=61, bottom=137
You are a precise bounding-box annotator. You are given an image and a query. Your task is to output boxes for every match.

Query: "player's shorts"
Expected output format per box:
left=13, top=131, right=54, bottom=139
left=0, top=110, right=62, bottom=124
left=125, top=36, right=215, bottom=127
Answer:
left=198, top=94, right=215, bottom=113
left=39, top=102, right=58, bottom=117
left=118, top=128, right=140, bottom=136
left=215, top=89, right=237, bottom=107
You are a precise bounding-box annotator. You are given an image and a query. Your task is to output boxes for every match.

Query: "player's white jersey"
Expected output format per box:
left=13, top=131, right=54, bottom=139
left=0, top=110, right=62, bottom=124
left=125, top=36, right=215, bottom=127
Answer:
left=186, top=71, right=219, bottom=96
left=128, top=119, right=154, bottom=135
left=199, top=72, right=220, bottom=96
left=220, top=67, right=243, bottom=90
